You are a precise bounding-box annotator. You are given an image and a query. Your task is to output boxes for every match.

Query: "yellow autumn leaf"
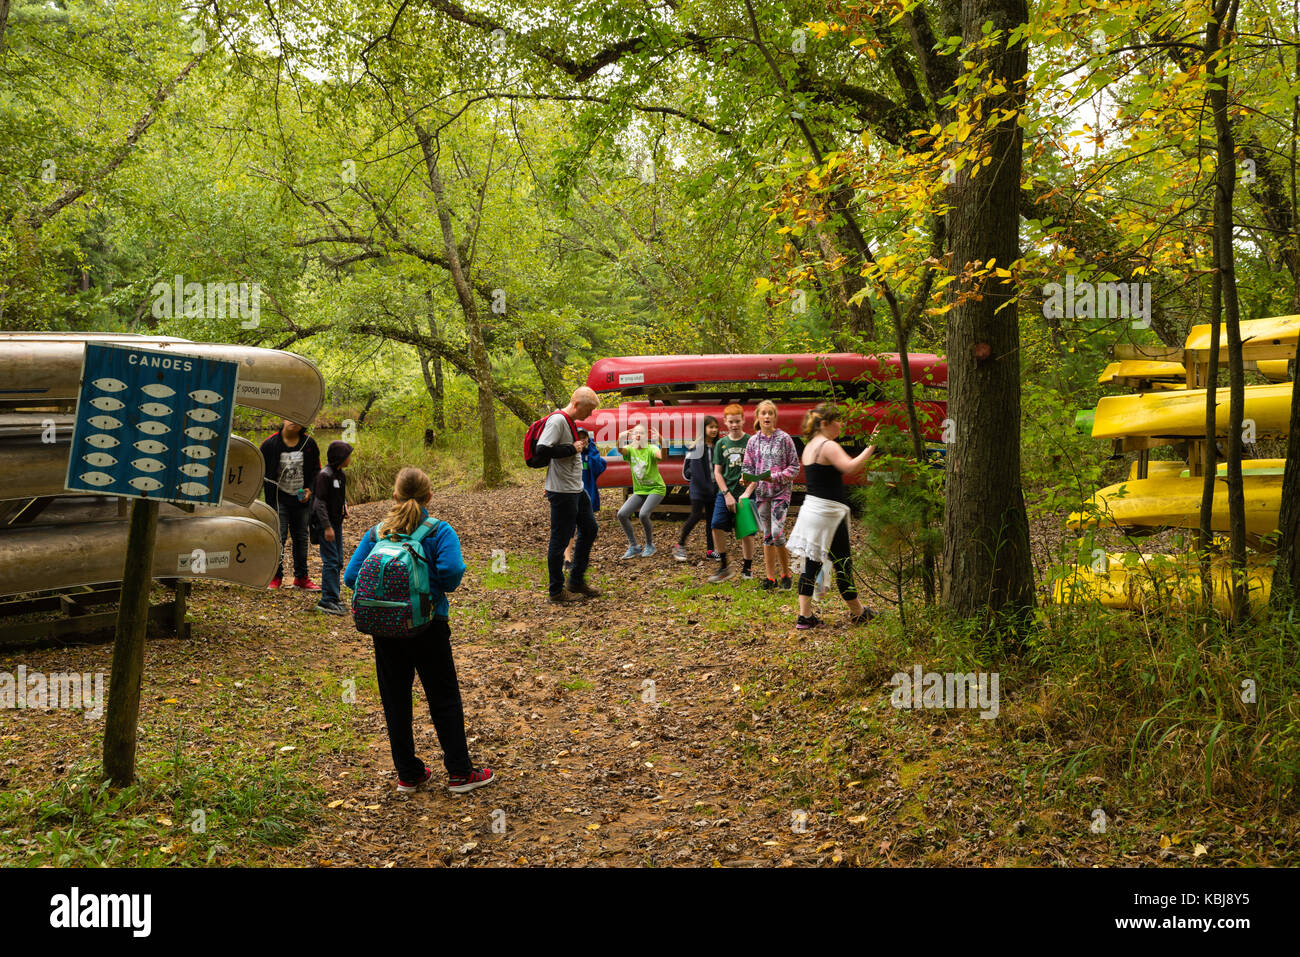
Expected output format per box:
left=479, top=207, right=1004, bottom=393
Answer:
left=1193, top=844, right=1207, bottom=857
left=1159, top=834, right=1172, bottom=848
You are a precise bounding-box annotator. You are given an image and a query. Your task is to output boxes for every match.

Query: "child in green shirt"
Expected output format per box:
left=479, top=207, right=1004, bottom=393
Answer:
left=616, top=423, right=666, bottom=558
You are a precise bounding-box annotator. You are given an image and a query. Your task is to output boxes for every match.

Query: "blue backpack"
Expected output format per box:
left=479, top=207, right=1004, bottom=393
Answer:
left=352, top=518, right=441, bottom=637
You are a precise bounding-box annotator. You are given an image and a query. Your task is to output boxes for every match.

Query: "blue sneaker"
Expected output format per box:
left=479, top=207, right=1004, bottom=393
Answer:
left=641, top=544, right=656, bottom=558
left=621, top=545, right=643, bottom=559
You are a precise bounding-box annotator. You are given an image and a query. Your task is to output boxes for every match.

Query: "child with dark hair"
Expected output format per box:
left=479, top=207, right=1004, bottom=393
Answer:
left=313, top=439, right=353, bottom=616
left=564, top=428, right=607, bottom=575
left=261, top=419, right=321, bottom=590
left=674, top=415, right=721, bottom=561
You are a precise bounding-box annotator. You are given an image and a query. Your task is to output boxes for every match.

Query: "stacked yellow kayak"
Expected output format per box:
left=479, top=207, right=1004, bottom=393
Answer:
left=1055, top=317, right=1297, bottom=610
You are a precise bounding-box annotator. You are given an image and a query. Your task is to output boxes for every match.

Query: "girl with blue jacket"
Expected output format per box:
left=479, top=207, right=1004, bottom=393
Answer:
left=344, top=467, right=494, bottom=794
left=564, top=428, right=607, bottom=574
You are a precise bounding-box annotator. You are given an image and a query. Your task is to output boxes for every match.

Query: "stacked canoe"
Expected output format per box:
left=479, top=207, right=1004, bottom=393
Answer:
left=0, top=333, right=324, bottom=596
left=1055, top=316, right=1298, bottom=611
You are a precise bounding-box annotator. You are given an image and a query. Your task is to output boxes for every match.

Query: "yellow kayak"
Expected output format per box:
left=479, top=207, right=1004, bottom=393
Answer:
left=1185, top=315, right=1300, bottom=352
left=1052, top=552, right=1272, bottom=613
left=1092, top=382, right=1293, bottom=438
left=1097, top=360, right=1186, bottom=385
left=1257, top=359, right=1291, bottom=382
left=1067, top=473, right=1282, bottom=534
left=1128, top=460, right=1184, bottom=480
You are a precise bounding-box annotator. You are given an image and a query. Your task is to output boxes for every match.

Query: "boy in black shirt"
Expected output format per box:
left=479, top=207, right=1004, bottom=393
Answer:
left=313, top=440, right=353, bottom=615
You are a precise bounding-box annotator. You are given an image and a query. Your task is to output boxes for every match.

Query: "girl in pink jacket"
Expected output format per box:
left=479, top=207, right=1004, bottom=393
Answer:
left=740, top=400, right=801, bottom=590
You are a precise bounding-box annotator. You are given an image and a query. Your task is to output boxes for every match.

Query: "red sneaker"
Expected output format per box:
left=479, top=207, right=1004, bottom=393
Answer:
left=267, top=575, right=283, bottom=589
left=293, top=577, right=321, bottom=591
left=397, top=766, right=433, bottom=793
left=448, top=768, right=495, bottom=793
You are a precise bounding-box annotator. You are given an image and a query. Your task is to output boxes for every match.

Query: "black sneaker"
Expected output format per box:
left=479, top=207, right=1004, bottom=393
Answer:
left=740, top=564, right=754, bottom=580
left=780, top=575, right=793, bottom=591
left=796, top=614, right=822, bottom=630
left=850, top=608, right=876, bottom=625
left=761, top=577, right=777, bottom=591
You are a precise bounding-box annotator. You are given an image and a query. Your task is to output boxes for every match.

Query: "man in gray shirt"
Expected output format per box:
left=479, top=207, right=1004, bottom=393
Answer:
left=535, top=386, right=601, bottom=602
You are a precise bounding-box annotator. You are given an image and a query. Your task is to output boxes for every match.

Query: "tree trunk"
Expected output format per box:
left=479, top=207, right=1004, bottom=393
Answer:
left=412, top=120, right=504, bottom=487
left=426, top=291, right=445, bottom=431
left=521, top=331, right=567, bottom=409
left=1207, top=0, right=1248, bottom=619
left=939, top=0, right=1034, bottom=626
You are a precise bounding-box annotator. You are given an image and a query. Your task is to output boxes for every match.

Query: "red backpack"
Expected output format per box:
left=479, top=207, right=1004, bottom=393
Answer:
left=524, top=410, right=576, bottom=468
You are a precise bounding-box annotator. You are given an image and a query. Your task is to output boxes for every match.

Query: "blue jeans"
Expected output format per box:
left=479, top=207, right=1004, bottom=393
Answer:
left=276, top=497, right=311, bottom=579
left=320, top=519, right=343, bottom=604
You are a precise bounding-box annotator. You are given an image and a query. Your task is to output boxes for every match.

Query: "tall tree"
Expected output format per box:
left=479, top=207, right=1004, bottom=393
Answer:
left=939, top=0, right=1034, bottom=623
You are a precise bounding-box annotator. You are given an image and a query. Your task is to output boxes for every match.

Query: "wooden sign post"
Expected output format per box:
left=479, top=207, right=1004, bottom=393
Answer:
left=103, top=498, right=160, bottom=785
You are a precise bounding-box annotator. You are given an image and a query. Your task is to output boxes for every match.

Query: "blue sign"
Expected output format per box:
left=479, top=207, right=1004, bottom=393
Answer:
left=64, top=343, right=239, bottom=506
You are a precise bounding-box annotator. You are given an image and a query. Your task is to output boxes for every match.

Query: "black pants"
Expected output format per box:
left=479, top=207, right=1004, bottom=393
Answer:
left=275, top=497, right=311, bottom=579
left=678, top=498, right=714, bottom=549
left=372, top=618, right=472, bottom=780
left=798, top=517, right=857, bottom=601
left=548, top=490, right=597, bottom=594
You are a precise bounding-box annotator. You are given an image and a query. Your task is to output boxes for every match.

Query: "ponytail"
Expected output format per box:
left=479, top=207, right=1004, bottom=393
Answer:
left=379, top=467, right=432, bottom=538
left=802, top=403, right=841, bottom=443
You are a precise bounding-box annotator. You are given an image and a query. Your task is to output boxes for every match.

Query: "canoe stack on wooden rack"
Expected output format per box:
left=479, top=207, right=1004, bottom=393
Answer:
left=1054, top=316, right=1297, bottom=612
left=0, top=332, right=324, bottom=643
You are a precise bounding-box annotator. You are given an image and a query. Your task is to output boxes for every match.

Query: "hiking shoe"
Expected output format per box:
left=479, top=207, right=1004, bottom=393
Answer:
left=396, top=766, right=432, bottom=793
left=796, top=615, right=822, bottom=630
left=850, top=608, right=877, bottom=625
left=267, top=575, right=283, bottom=590
left=562, top=559, right=573, bottom=575
left=740, top=565, right=754, bottom=580
left=621, top=545, right=643, bottom=559
left=569, top=581, right=602, bottom=599
left=672, top=545, right=689, bottom=562
left=708, top=564, right=736, bottom=583
left=448, top=768, right=495, bottom=793
left=549, top=589, right=582, bottom=604
left=293, top=577, right=321, bottom=591
left=780, top=575, right=793, bottom=591
left=315, top=600, right=346, bottom=616
left=706, top=550, right=722, bottom=561
left=761, top=577, right=778, bottom=591
left=641, top=544, right=656, bottom=558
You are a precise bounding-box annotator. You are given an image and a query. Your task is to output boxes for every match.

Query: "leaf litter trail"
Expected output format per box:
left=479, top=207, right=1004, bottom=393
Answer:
left=6, top=485, right=1281, bottom=866
left=269, top=484, right=953, bottom=867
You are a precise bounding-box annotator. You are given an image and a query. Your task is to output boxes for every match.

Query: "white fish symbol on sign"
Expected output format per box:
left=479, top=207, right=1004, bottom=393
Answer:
left=179, top=463, right=210, bottom=478
left=79, top=472, right=115, bottom=487
left=182, top=445, right=213, bottom=460
left=134, top=439, right=167, bottom=454
left=137, top=421, right=170, bottom=436
left=87, top=415, right=122, bottom=431
left=186, top=408, right=220, bottom=424
left=83, top=452, right=117, bottom=468
left=188, top=390, right=223, bottom=405
left=141, top=383, right=176, bottom=399
left=131, top=458, right=166, bottom=473
left=92, top=377, right=127, bottom=393
left=86, top=434, right=119, bottom=449
left=139, top=402, right=172, bottom=417
left=178, top=481, right=209, bottom=497
left=128, top=476, right=163, bottom=492
left=184, top=427, right=218, bottom=441
left=89, top=396, right=125, bottom=412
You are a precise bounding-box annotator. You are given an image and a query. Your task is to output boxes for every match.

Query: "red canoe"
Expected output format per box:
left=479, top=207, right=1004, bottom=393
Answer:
left=578, top=398, right=947, bottom=489
left=586, top=353, right=947, bottom=393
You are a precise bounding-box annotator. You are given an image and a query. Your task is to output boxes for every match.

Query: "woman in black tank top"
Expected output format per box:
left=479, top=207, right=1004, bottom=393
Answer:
left=787, top=404, right=878, bottom=629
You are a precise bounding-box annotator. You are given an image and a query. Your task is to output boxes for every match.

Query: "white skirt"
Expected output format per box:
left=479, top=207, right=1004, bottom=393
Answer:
left=787, top=494, right=851, bottom=567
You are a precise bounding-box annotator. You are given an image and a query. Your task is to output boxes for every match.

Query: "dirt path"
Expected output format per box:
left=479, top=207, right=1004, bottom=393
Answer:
left=4, top=484, right=1288, bottom=867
